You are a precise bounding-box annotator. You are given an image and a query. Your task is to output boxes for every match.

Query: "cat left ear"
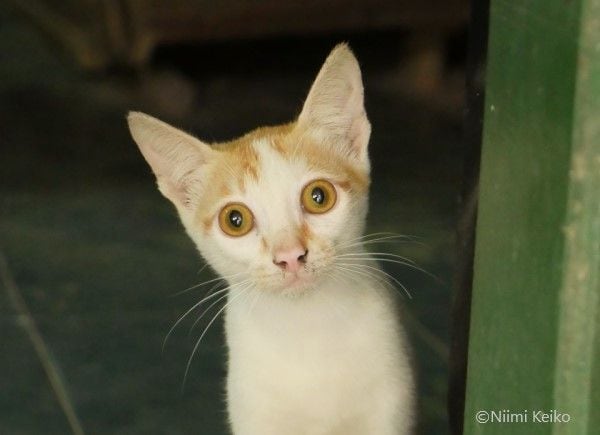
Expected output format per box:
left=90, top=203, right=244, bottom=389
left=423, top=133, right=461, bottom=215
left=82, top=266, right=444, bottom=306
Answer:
left=296, top=43, right=371, bottom=166
left=127, top=111, right=215, bottom=209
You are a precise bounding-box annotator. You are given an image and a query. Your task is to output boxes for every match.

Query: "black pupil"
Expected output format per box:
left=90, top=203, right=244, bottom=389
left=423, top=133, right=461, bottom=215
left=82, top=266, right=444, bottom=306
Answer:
left=229, top=210, right=243, bottom=228
left=311, top=187, right=325, bottom=205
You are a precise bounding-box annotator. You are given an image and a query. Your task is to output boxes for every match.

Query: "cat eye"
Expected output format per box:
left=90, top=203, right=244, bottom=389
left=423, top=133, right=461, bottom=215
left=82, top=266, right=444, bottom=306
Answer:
left=301, top=179, right=337, bottom=214
left=218, top=203, right=254, bottom=237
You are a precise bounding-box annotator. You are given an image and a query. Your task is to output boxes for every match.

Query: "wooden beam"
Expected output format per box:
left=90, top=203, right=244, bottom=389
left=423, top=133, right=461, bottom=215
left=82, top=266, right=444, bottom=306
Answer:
left=464, top=0, right=600, bottom=434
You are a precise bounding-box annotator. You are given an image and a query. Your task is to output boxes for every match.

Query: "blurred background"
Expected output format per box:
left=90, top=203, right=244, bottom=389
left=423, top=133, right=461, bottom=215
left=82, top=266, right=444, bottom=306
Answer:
left=0, top=0, right=476, bottom=433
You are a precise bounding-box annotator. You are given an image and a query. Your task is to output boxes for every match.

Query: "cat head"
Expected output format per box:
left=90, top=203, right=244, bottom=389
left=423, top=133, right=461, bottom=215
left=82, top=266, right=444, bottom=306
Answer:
left=128, top=44, right=371, bottom=296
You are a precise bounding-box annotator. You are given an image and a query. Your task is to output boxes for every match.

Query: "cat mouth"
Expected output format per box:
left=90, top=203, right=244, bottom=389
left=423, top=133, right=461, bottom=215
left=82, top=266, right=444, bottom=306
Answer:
left=259, top=263, right=326, bottom=293
left=284, top=272, right=308, bottom=285
left=281, top=270, right=316, bottom=290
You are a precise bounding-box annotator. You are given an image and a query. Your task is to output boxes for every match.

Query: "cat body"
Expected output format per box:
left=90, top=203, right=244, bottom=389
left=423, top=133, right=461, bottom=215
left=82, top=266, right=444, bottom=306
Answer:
left=226, top=275, right=413, bottom=435
left=128, top=44, right=415, bottom=434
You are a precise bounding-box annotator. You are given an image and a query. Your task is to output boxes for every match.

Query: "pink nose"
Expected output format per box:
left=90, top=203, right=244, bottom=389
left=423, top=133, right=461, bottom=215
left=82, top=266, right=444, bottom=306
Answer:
left=273, top=247, right=308, bottom=273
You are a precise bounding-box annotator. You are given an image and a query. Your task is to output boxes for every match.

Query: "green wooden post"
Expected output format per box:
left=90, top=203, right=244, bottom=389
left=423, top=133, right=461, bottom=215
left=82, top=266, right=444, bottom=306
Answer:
left=463, top=1, right=600, bottom=434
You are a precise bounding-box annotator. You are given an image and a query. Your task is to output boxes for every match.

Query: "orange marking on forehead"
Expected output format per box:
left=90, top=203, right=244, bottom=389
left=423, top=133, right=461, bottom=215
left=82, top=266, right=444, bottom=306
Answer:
left=299, top=142, right=369, bottom=193
left=220, top=141, right=259, bottom=191
left=213, top=123, right=297, bottom=190
left=193, top=120, right=369, bottom=233
left=214, top=123, right=295, bottom=153
left=213, top=125, right=297, bottom=189
left=220, top=184, right=231, bottom=197
left=282, top=125, right=370, bottom=193
left=271, top=137, right=288, bottom=156
left=240, top=143, right=260, bottom=181
left=194, top=124, right=295, bottom=229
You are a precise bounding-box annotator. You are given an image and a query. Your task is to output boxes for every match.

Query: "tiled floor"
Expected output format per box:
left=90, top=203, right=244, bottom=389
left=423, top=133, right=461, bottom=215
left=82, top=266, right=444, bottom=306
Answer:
left=1, top=8, right=464, bottom=434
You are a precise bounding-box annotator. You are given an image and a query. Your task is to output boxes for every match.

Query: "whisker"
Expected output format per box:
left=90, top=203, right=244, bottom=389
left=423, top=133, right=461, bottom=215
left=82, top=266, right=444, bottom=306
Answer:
left=336, top=262, right=412, bottom=299
left=169, top=270, right=245, bottom=297
left=168, top=277, right=225, bottom=298
left=182, top=285, right=252, bottom=391
left=199, top=280, right=228, bottom=303
left=162, top=288, right=228, bottom=353
left=336, top=266, right=380, bottom=292
left=328, top=269, right=351, bottom=288
left=335, top=232, right=414, bottom=249
left=334, top=263, right=391, bottom=289
left=337, top=235, right=421, bottom=251
left=336, top=231, right=402, bottom=246
left=162, top=279, right=251, bottom=352
left=336, top=251, right=416, bottom=265
left=336, top=256, right=436, bottom=280
left=187, top=291, right=232, bottom=338
left=196, top=262, right=211, bottom=275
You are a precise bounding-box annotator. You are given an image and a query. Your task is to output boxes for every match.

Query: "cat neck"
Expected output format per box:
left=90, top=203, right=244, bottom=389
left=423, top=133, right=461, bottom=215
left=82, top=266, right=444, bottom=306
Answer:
left=225, top=269, right=389, bottom=326
left=223, top=270, right=396, bottom=360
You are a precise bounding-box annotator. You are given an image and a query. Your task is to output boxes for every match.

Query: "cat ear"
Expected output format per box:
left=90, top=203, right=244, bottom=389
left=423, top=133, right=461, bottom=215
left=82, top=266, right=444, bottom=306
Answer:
left=297, top=43, right=371, bottom=165
left=127, top=111, right=215, bottom=209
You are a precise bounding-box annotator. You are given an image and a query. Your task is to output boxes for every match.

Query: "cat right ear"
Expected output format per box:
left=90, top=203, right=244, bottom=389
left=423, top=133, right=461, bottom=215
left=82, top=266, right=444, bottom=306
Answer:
left=127, top=112, right=214, bottom=209
left=296, top=43, right=371, bottom=167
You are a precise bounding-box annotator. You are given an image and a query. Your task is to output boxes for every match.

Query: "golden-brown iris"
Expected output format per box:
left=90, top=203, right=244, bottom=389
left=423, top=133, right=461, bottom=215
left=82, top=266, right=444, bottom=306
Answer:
left=218, top=203, right=254, bottom=236
left=301, top=179, right=337, bottom=214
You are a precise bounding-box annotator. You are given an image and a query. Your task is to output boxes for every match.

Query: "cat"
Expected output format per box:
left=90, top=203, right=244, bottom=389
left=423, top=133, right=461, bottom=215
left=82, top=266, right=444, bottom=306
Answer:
left=127, top=43, right=415, bottom=435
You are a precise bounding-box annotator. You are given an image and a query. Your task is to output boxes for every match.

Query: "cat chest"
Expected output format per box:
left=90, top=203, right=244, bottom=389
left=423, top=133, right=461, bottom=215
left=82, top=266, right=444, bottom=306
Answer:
left=225, top=304, right=395, bottom=384
left=226, top=324, right=397, bottom=431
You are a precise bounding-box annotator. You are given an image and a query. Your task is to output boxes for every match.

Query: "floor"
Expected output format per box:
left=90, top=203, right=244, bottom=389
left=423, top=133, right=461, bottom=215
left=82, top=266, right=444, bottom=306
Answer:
left=0, top=7, right=465, bottom=434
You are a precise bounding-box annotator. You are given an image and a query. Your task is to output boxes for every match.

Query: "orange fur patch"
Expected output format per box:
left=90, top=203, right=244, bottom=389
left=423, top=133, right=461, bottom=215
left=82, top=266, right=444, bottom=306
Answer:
left=270, top=136, right=289, bottom=156
left=194, top=124, right=292, bottom=227
left=220, top=184, right=231, bottom=197
left=213, top=123, right=295, bottom=190
left=299, top=221, right=312, bottom=246
left=336, top=180, right=352, bottom=192
left=287, top=127, right=369, bottom=193
left=193, top=121, right=369, bottom=230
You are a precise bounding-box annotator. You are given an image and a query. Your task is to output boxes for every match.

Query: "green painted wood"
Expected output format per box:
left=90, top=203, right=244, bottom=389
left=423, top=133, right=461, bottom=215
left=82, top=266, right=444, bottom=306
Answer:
left=553, top=1, right=600, bottom=432
left=463, top=1, right=600, bottom=434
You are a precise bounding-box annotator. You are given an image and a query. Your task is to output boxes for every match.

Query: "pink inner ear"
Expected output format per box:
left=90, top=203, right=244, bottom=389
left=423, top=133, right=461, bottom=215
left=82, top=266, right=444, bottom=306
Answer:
left=141, top=139, right=205, bottom=208
left=128, top=112, right=215, bottom=209
left=295, top=45, right=370, bottom=164
left=349, top=113, right=371, bottom=160
left=141, top=143, right=175, bottom=180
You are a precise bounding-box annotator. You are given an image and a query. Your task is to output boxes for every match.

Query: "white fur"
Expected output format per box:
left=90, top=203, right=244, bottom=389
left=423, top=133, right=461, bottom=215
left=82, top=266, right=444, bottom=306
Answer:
left=223, top=145, right=414, bottom=435
left=128, top=43, right=415, bottom=435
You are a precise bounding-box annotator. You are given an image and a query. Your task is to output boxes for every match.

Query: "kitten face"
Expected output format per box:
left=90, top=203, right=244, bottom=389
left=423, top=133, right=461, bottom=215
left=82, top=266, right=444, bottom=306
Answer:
left=188, top=129, right=369, bottom=295
left=128, top=43, right=371, bottom=296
